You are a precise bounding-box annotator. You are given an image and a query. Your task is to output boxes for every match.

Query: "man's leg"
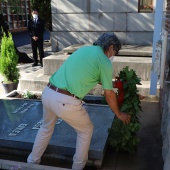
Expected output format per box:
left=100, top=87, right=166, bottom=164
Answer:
left=72, top=124, right=93, bottom=170
left=27, top=105, right=58, bottom=164
left=37, top=38, right=44, bottom=66
left=31, top=40, right=38, bottom=66
left=58, top=103, right=94, bottom=170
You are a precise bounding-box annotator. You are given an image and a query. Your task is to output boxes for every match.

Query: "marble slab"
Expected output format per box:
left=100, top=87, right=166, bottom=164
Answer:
left=0, top=99, right=114, bottom=161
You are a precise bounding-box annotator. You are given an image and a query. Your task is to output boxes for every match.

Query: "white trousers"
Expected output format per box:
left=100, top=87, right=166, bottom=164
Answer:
left=27, top=86, right=93, bottom=170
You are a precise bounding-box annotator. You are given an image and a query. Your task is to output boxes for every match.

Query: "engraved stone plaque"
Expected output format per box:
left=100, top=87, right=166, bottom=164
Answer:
left=0, top=99, right=114, bottom=161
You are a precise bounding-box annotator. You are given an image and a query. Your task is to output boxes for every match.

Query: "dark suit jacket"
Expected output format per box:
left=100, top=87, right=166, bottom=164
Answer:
left=27, top=17, right=45, bottom=40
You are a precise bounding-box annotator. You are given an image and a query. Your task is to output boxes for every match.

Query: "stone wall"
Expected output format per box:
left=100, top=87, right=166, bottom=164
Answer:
left=160, top=38, right=170, bottom=169
left=165, top=0, right=170, bottom=33
left=161, top=84, right=170, bottom=170
left=161, top=1, right=170, bottom=168
left=51, top=0, right=154, bottom=51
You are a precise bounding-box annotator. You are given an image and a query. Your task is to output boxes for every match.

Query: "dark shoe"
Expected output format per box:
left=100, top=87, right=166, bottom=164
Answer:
left=84, top=166, right=98, bottom=170
left=40, top=63, right=43, bottom=67
left=32, top=63, right=38, bottom=67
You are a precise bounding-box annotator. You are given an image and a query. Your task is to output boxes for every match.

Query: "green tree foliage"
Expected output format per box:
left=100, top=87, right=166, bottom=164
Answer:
left=30, top=0, right=52, bottom=31
left=108, top=66, right=142, bottom=154
left=0, top=31, right=20, bottom=82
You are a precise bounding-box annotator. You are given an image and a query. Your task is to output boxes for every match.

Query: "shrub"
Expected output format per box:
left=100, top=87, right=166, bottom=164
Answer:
left=0, top=31, right=20, bottom=83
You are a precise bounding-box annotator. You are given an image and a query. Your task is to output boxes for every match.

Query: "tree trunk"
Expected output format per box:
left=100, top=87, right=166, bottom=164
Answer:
left=0, top=13, right=33, bottom=63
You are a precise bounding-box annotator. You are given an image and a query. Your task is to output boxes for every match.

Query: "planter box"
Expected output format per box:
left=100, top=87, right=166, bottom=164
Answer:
left=5, top=90, right=42, bottom=101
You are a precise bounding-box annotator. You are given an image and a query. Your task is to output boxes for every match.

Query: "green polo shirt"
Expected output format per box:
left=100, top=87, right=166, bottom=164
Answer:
left=49, top=45, right=113, bottom=99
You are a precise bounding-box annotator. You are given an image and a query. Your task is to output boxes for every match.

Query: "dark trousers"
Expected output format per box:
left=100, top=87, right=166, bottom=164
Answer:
left=31, top=38, right=44, bottom=64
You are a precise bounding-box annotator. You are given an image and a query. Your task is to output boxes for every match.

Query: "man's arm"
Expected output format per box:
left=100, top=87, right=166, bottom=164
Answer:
left=104, top=89, right=131, bottom=124
left=38, top=18, right=45, bottom=37
left=27, top=20, right=38, bottom=41
left=99, top=79, right=114, bottom=86
left=27, top=21, right=33, bottom=38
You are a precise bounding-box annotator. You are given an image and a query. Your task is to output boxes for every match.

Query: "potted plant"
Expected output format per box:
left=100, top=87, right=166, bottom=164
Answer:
left=0, top=31, right=20, bottom=93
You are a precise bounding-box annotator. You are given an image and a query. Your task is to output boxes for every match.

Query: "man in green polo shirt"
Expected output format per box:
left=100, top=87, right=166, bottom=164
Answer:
left=27, top=32, right=131, bottom=170
left=50, top=45, right=113, bottom=99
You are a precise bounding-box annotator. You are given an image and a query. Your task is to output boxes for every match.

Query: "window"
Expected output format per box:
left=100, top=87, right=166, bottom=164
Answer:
left=138, top=0, right=154, bottom=13
left=0, top=0, right=30, bottom=31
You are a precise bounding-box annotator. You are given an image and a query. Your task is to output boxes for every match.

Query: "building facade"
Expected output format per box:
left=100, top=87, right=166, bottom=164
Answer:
left=51, top=0, right=155, bottom=51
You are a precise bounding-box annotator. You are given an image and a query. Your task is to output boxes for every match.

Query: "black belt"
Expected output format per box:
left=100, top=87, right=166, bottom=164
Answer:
left=47, top=83, right=79, bottom=99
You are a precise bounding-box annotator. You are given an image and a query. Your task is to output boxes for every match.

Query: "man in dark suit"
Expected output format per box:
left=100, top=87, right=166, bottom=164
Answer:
left=28, top=9, right=45, bottom=67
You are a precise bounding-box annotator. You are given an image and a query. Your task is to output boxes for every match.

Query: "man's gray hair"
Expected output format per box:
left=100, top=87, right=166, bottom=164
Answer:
left=93, top=32, right=121, bottom=52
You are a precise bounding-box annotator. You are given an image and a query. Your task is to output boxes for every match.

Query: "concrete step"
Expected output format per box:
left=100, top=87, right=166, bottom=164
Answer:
left=113, top=56, right=151, bottom=81
left=62, top=44, right=152, bottom=57
left=19, top=69, right=50, bottom=92
left=43, top=54, right=69, bottom=75
left=43, top=44, right=152, bottom=79
left=17, top=44, right=156, bottom=97
left=88, top=81, right=160, bottom=97
left=43, top=54, right=152, bottom=81
left=18, top=69, right=159, bottom=97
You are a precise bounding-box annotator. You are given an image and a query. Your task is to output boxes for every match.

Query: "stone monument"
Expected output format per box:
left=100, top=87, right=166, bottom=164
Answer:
left=0, top=98, right=114, bottom=167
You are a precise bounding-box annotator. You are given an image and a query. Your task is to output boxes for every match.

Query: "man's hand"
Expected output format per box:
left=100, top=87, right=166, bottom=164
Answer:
left=32, top=36, right=38, bottom=41
left=104, top=89, right=131, bottom=125
left=117, top=112, right=131, bottom=125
